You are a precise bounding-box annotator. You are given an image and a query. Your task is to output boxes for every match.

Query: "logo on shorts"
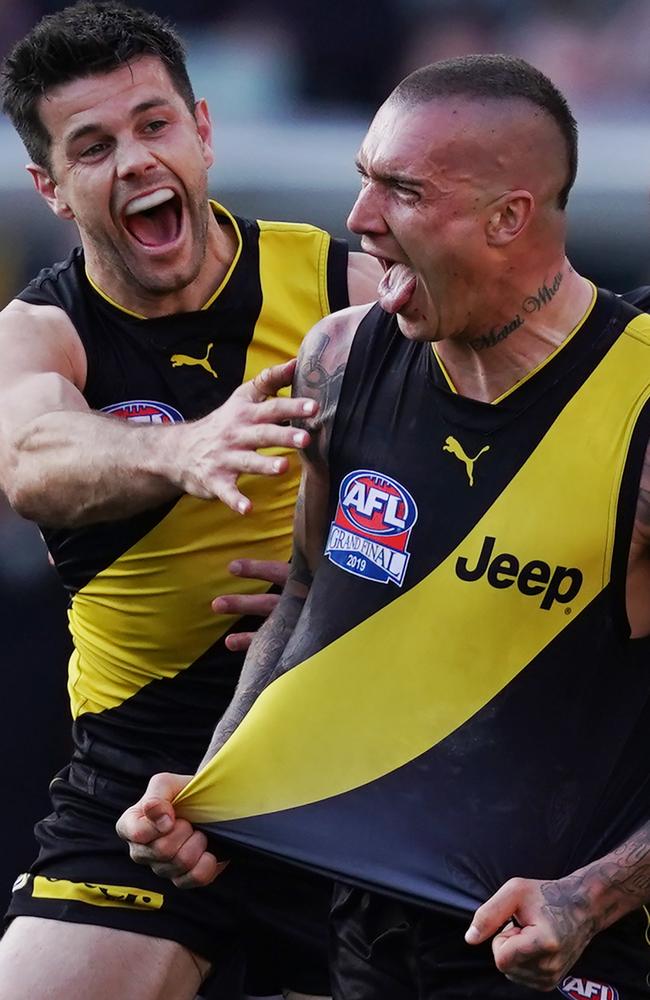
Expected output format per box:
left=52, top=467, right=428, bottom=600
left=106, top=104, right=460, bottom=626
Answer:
left=101, top=400, right=184, bottom=424
left=558, top=977, right=619, bottom=1000
left=11, top=872, right=29, bottom=892
left=325, top=469, right=418, bottom=586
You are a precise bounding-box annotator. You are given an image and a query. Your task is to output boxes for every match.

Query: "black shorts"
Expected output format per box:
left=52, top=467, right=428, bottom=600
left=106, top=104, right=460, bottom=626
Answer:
left=330, top=884, right=650, bottom=1000
left=5, top=763, right=331, bottom=997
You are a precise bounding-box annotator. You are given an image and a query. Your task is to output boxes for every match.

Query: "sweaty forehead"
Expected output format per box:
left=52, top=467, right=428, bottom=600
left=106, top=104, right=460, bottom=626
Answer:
left=361, top=96, right=560, bottom=189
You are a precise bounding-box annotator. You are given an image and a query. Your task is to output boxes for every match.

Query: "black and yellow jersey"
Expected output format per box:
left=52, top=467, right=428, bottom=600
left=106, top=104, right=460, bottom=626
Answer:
left=179, top=288, right=650, bottom=915
left=17, top=201, right=348, bottom=783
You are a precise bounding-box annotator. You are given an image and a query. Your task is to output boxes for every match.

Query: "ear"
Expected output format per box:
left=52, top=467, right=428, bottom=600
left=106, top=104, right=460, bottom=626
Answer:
left=26, top=164, right=75, bottom=220
left=194, top=98, right=214, bottom=170
left=485, top=191, right=534, bottom=247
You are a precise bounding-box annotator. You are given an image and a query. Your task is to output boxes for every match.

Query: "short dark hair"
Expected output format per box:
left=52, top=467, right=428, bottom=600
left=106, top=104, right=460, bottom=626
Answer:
left=1, top=1, right=196, bottom=172
left=391, top=54, right=578, bottom=210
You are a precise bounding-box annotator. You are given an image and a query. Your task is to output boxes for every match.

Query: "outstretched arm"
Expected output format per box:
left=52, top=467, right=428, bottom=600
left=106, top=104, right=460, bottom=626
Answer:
left=465, top=819, right=650, bottom=991
left=0, top=300, right=317, bottom=526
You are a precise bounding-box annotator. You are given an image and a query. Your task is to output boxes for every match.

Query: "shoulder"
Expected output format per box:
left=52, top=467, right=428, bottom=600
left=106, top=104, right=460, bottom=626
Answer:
left=295, top=303, right=374, bottom=387
left=0, top=298, right=86, bottom=387
left=347, top=252, right=382, bottom=307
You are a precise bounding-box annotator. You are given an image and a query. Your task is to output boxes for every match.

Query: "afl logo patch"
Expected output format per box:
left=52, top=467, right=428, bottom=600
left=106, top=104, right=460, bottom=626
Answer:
left=101, top=400, right=184, bottom=424
left=325, top=469, right=418, bottom=586
left=558, top=977, right=619, bottom=1000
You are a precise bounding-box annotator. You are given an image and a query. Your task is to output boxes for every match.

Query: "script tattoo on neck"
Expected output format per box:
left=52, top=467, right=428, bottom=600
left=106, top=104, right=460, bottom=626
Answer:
left=523, top=270, right=564, bottom=314
left=468, top=315, right=524, bottom=351
left=468, top=269, right=564, bottom=351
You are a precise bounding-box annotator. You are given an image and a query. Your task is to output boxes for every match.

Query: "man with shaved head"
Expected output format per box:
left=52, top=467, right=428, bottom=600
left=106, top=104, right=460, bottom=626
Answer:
left=119, top=55, right=650, bottom=999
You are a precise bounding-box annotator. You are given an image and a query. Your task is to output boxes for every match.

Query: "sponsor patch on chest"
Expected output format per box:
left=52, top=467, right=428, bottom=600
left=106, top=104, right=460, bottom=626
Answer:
left=325, top=469, right=418, bottom=586
left=101, top=400, right=184, bottom=423
left=557, top=977, right=619, bottom=1000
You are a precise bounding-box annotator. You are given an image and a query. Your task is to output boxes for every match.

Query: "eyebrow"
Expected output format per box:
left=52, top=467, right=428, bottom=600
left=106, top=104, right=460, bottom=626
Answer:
left=64, top=98, right=174, bottom=148
left=354, top=156, right=424, bottom=189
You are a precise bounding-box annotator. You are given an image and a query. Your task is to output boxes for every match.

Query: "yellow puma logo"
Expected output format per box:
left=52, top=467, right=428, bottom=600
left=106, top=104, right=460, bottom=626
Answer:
left=443, top=435, right=490, bottom=486
left=170, top=343, right=218, bottom=379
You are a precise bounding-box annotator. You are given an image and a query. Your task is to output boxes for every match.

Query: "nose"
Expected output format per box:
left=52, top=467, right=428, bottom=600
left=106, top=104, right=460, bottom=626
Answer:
left=115, top=136, right=158, bottom=179
left=346, top=182, right=387, bottom=237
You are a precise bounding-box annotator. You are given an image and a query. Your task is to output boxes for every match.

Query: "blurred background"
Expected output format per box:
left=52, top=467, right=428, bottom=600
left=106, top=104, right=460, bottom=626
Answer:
left=0, top=0, right=648, bottom=901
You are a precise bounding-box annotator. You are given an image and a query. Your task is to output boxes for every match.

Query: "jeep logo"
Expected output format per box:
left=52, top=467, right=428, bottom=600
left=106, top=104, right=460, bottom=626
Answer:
left=455, top=535, right=583, bottom=610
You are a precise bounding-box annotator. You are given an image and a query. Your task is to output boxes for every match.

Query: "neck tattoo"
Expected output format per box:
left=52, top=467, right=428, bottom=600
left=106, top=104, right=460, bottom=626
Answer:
left=468, top=269, right=564, bottom=351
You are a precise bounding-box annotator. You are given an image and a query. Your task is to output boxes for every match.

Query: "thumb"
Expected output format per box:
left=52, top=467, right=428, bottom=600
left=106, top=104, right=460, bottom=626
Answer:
left=141, top=772, right=192, bottom=833
left=465, top=882, right=521, bottom=945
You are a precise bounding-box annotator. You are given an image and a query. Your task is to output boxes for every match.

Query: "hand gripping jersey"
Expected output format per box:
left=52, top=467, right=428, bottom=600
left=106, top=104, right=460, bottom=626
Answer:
left=178, top=287, right=650, bottom=916
left=17, top=202, right=348, bottom=783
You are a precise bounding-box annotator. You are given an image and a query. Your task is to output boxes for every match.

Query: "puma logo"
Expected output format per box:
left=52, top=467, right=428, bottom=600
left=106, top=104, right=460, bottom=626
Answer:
left=443, top=435, right=489, bottom=486
left=170, top=343, right=218, bottom=379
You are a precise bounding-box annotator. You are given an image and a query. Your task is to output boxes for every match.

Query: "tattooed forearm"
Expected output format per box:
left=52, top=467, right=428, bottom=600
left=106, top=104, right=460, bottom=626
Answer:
left=468, top=270, right=564, bottom=351
left=599, top=822, right=650, bottom=898
left=202, top=591, right=307, bottom=763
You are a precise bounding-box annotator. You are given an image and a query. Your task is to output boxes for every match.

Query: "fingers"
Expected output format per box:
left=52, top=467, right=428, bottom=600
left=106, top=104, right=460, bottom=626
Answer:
left=172, top=853, right=230, bottom=890
left=114, top=771, right=229, bottom=890
left=244, top=358, right=297, bottom=403
left=228, top=558, right=290, bottom=587
left=224, top=631, right=254, bottom=652
left=212, top=593, right=279, bottom=617
left=115, top=772, right=190, bottom=846
left=236, top=362, right=318, bottom=422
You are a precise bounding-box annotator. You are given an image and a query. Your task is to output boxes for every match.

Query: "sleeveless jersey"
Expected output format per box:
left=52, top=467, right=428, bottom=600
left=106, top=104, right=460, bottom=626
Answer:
left=17, top=201, right=349, bottom=783
left=179, top=287, right=650, bottom=915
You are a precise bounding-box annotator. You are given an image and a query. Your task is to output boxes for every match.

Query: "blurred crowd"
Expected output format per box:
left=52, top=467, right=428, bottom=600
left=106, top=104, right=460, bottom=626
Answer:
left=1, top=0, right=649, bottom=117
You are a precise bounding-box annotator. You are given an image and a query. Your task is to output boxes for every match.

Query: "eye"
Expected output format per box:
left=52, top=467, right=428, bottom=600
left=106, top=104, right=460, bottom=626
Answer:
left=144, top=119, right=167, bottom=134
left=79, top=141, right=109, bottom=159
left=393, top=183, right=420, bottom=203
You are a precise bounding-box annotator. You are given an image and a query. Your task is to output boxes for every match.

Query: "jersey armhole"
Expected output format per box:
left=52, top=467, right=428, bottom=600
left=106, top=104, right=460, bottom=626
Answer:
left=325, top=236, right=350, bottom=316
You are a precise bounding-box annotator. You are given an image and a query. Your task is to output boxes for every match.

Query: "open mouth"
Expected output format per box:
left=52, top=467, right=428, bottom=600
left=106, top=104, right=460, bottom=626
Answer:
left=122, top=188, right=183, bottom=249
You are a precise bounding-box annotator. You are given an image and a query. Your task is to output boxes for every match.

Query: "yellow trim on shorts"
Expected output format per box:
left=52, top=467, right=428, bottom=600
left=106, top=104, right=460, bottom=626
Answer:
left=32, top=876, right=163, bottom=910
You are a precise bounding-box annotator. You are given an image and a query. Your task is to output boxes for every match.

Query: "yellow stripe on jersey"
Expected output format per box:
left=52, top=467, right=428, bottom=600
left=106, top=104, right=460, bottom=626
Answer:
left=32, top=876, right=163, bottom=910
left=243, top=221, right=332, bottom=386
left=69, top=220, right=332, bottom=718
left=175, top=313, right=650, bottom=823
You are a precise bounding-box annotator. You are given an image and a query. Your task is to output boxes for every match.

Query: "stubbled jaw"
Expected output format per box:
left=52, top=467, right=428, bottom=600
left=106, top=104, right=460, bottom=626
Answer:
left=122, top=187, right=183, bottom=251
left=377, top=259, right=418, bottom=315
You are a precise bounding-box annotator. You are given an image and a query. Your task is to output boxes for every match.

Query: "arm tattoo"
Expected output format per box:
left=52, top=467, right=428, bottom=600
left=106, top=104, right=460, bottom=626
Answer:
left=204, top=592, right=307, bottom=760
left=294, top=332, right=346, bottom=459
left=601, top=822, right=650, bottom=897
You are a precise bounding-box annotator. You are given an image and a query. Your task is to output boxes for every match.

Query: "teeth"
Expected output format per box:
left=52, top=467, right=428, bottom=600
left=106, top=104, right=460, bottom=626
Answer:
left=124, top=188, right=175, bottom=216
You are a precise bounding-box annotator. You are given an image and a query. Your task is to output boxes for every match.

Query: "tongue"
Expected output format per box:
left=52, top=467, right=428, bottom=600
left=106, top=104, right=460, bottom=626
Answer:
left=125, top=201, right=179, bottom=248
left=378, top=263, right=417, bottom=314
